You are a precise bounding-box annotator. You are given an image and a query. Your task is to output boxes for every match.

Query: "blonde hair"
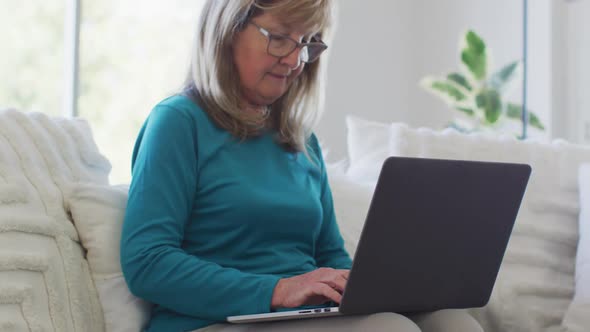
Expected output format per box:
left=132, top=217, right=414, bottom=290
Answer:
left=183, top=0, right=335, bottom=152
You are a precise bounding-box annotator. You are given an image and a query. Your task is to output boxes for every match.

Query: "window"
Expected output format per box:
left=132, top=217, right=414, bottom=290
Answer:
left=79, top=0, right=204, bottom=183
left=1, top=1, right=204, bottom=184
left=1, top=1, right=66, bottom=117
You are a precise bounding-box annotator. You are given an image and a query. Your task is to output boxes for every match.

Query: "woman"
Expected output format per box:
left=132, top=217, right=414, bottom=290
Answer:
left=120, top=1, right=484, bottom=331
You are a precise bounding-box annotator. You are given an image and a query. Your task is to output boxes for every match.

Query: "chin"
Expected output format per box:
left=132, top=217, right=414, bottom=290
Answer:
left=261, top=91, right=287, bottom=104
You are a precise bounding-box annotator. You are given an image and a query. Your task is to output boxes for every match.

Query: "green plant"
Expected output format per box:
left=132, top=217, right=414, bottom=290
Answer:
left=420, top=30, right=544, bottom=133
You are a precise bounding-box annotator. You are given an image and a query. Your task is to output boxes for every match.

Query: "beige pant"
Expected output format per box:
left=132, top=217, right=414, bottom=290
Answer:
left=195, top=309, right=483, bottom=332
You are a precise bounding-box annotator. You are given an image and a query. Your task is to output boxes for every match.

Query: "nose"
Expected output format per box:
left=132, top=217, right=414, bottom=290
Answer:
left=279, top=47, right=303, bottom=70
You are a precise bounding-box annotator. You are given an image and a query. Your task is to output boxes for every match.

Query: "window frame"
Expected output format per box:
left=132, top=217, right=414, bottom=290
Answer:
left=64, top=0, right=81, bottom=117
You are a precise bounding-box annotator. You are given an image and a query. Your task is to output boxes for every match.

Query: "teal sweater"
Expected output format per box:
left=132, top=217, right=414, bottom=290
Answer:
left=120, top=95, right=352, bottom=332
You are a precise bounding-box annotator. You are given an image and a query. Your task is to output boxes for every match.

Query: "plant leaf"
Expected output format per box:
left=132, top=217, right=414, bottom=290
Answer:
left=455, top=106, right=475, bottom=116
left=422, top=78, right=467, bottom=102
left=431, top=81, right=466, bottom=102
left=506, top=103, right=546, bottom=130
left=446, top=121, right=471, bottom=133
left=506, top=103, right=522, bottom=118
left=461, top=30, right=487, bottom=81
left=489, top=61, right=520, bottom=91
left=529, top=113, right=545, bottom=131
left=447, top=73, right=472, bottom=91
left=476, top=89, right=502, bottom=123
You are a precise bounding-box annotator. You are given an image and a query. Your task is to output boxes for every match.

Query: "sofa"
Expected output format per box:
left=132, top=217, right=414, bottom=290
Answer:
left=0, top=108, right=589, bottom=332
left=328, top=116, right=590, bottom=332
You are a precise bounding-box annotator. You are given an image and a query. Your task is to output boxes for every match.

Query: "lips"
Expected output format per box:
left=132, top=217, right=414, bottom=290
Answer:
left=268, top=72, right=289, bottom=79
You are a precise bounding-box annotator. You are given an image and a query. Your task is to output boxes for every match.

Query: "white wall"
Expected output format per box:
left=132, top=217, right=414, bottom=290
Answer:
left=568, top=1, right=590, bottom=144
left=527, top=0, right=552, bottom=138
left=318, top=0, right=415, bottom=160
left=318, top=0, right=524, bottom=160
left=551, top=0, right=590, bottom=144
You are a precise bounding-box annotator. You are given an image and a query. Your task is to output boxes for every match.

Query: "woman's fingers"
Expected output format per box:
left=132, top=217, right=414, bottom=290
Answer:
left=322, top=274, right=347, bottom=293
left=276, top=268, right=352, bottom=308
left=311, top=283, right=343, bottom=304
left=337, top=269, right=350, bottom=280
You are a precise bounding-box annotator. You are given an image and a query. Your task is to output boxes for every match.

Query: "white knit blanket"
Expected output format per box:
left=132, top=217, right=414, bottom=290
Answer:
left=0, top=108, right=110, bottom=331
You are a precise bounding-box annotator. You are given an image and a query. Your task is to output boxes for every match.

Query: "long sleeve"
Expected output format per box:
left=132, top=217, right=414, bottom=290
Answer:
left=309, top=135, right=353, bottom=270
left=120, top=105, right=280, bottom=322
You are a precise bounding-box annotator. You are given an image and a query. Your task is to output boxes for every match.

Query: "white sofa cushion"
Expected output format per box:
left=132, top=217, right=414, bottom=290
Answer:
left=562, top=163, right=590, bottom=331
left=562, top=303, right=590, bottom=332
left=67, top=183, right=127, bottom=280
left=66, top=182, right=151, bottom=332
left=0, top=109, right=108, bottom=331
left=344, top=115, right=590, bottom=332
left=574, top=163, right=590, bottom=302
left=326, top=162, right=374, bottom=257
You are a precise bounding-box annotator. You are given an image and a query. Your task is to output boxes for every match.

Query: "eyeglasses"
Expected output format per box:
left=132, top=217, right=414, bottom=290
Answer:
left=249, top=22, right=328, bottom=64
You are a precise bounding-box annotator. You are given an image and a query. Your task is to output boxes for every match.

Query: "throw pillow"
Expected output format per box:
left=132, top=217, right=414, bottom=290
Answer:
left=562, top=163, right=590, bottom=332
left=66, top=183, right=151, bottom=332
left=345, top=115, right=393, bottom=183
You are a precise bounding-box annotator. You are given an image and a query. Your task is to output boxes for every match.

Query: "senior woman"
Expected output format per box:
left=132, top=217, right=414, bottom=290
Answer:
left=120, top=0, right=484, bottom=331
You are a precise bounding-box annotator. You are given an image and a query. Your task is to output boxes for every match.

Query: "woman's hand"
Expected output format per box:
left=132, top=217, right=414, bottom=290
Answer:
left=271, top=268, right=350, bottom=309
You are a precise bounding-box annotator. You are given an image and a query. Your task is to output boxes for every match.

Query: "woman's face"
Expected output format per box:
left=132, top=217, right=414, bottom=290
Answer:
left=232, top=12, right=310, bottom=109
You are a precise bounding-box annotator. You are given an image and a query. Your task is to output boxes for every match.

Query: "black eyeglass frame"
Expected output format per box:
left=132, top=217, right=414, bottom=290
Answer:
left=248, top=21, right=328, bottom=64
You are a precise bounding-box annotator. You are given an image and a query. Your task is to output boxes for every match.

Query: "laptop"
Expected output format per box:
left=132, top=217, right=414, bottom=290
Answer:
left=227, top=156, right=532, bottom=324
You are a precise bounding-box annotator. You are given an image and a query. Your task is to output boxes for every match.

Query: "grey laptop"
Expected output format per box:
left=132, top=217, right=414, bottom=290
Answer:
left=227, top=156, right=531, bottom=323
